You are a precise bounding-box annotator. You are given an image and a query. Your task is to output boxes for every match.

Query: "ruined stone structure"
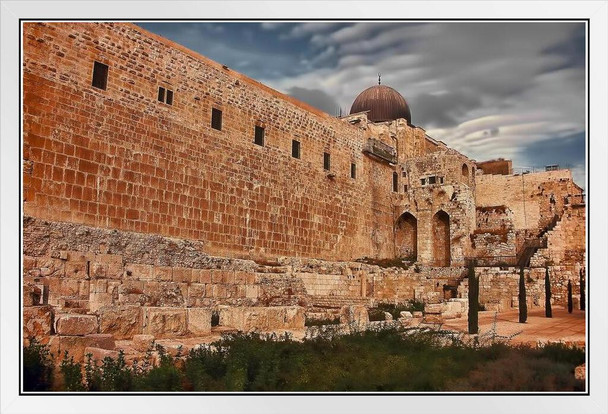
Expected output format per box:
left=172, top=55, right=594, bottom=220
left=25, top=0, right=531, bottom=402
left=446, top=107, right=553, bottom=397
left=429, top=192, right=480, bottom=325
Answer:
left=22, top=22, right=586, bottom=360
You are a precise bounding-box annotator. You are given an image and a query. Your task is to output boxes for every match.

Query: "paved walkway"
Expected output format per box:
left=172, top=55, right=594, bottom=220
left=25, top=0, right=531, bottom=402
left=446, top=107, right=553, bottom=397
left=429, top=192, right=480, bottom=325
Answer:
left=440, top=307, right=586, bottom=347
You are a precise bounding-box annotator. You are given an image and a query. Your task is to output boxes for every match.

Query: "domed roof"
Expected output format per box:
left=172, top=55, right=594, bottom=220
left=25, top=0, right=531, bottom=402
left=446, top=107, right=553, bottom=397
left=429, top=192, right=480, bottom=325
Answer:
left=350, top=84, right=412, bottom=124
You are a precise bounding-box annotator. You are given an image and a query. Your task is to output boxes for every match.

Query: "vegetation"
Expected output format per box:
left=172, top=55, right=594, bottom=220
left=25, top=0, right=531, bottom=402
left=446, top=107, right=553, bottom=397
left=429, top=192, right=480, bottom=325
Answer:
left=23, top=338, right=53, bottom=391
left=468, top=263, right=479, bottom=334
left=23, top=330, right=584, bottom=392
left=518, top=266, right=527, bottom=323
left=545, top=267, right=553, bottom=318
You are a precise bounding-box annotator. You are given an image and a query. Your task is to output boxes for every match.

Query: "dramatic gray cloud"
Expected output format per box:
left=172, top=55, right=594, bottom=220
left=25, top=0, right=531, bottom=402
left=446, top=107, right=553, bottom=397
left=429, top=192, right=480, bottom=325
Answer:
left=139, top=22, right=586, bottom=188
left=287, top=87, right=341, bottom=115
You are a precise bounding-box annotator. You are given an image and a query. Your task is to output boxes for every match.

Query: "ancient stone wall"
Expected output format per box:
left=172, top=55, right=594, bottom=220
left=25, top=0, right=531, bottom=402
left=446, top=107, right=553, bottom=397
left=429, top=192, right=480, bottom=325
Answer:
left=393, top=150, right=477, bottom=265
left=22, top=22, right=403, bottom=261
left=464, top=266, right=583, bottom=312
left=530, top=204, right=586, bottom=267
left=476, top=159, right=512, bottom=175
left=475, top=170, right=583, bottom=234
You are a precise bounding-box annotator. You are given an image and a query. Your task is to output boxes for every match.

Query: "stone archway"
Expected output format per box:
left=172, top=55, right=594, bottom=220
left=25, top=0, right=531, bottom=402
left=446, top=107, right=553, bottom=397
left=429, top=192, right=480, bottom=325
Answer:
left=432, top=210, right=451, bottom=266
left=395, top=212, right=417, bottom=260
left=461, top=163, right=469, bottom=182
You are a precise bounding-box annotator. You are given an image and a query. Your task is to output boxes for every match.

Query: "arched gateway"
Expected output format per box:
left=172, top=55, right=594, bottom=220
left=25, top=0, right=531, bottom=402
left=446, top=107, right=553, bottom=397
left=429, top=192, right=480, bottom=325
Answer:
left=432, top=210, right=451, bottom=266
left=395, top=212, right=417, bottom=260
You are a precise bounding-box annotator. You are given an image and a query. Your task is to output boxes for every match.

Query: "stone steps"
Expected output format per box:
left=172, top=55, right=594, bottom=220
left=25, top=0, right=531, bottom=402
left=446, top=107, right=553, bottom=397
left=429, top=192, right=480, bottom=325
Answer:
left=309, top=295, right=371, bottom=309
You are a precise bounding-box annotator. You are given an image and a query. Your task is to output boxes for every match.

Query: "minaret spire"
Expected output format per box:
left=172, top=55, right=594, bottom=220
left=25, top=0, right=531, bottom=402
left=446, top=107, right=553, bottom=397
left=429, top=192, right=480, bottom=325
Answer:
left=378, top=73, right=381, bottom=85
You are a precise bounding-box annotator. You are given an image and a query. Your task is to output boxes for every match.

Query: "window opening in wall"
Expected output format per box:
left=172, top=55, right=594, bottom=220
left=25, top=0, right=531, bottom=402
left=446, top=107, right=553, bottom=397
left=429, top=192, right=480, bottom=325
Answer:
left=351, top=163, right=356, bottom=179
left=254, top=125, right=265, bottom=146
left=292, top=140, right=301, bottom=159
left=428, top=176, right=437, bottom=185
left=402, top=171, right=407, bottom=177
left=323, top=152, right=331, bottom=170
left=439, top=177, right=444, bottom=184
left=211, top=108, right=222, bottom=131
left=92, top=61, right=108, bottom=90
left=421, top=178, right=426, bottom=186
left=404, top=184, right=408, bottom=192
left=393, top=172, right=399, bottom=192
left=158, top=86, right=173, bottom=105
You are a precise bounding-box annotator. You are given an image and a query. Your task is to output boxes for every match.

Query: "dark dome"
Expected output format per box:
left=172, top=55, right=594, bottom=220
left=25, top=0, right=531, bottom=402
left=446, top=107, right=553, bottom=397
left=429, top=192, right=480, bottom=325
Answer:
left=349, top=85, right=411, bottom=124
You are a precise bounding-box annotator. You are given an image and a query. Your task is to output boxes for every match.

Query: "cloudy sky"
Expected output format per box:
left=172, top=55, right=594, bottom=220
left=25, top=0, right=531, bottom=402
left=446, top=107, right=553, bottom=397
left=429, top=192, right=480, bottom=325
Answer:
left=138, top=21, right=586, bottom=188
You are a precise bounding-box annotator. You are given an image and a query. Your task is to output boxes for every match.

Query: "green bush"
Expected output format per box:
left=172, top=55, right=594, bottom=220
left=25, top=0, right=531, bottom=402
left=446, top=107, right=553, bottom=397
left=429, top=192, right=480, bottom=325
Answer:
left=23, top=338, right=53, bottom=391
left=23, top=329, right=585, bottom=392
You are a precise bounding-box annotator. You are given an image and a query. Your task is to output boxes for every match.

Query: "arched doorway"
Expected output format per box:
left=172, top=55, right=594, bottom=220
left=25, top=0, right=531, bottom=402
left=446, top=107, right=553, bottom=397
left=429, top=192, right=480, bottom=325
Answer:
left=432, top=210, right=451, bottom=266
left=395, top=212, right=417, bottom=260
left=461, top=163, right=469, bottom=182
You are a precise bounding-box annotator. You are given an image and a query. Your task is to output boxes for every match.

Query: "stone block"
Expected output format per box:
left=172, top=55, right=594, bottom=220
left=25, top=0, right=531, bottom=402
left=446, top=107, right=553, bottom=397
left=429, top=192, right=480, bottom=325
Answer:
left=49, top=334, right=115, bottom=363
left=55, top=314, right=98, bottom=336
left=84, top=334, right=115, bottom=350
left=99, top=305, right=142, bottom=339
left=399, top=311, right=413, bottom=319
left=340, top=305, right=369, bottom=331
left=187, top=308, right=212, bottom=335
left=384, top=312, right=393, bottom=321
left=23, top=305, right=54, bottom=341
left=153, top=265, right=173, bottom=282
left=125, top=263, right=153, bottom=280
left=424, top=303, right=443, bottom=314
left=65, top=261, right=89, bottom=279
left=84, top=347, right=119, bottom=362
left=143, top=307, right=187, bottom=337
left=172, top=267, right=192, bottom=283
left=186, top=283, right=206, bottom=307
left=412, top=311, right=423, bottom=318
left=133, top=334, right=155, bottom=352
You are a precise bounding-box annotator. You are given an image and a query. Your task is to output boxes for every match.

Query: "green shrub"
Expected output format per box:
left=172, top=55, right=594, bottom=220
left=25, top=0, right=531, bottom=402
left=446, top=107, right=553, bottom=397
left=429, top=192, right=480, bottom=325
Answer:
left=60, top=351, right=85, bottom=391
left=23, top=338, right=53, bottom=391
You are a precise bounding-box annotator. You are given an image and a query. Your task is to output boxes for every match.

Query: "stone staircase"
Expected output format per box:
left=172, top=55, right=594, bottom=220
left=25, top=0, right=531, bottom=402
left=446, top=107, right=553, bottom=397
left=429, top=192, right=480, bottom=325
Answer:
left=309, top=295, right=372, bottom=309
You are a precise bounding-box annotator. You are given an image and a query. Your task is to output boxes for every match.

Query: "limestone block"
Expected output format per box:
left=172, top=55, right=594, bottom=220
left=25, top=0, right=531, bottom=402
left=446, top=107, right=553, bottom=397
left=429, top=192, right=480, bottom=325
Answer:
left=412, top=311, right=423, bottom=318
left=55, top=314, right=98, bottom=336
left=133, top=334, right=155, bottom=352
left=23, top=305, right=53, bottom=341
left=89, top=262, right=107, bottom=279
left=340, top=305, right=369, bottom=331
left=65, top=261, right=89, bottom=280
left=186, top=283, right=207, bottom=307
left=173, top=267, right=193, bottom=283
left=399, top=311, right=413, bottom=319
left=145, top=282, right=186, bottom=307
left=125, top=263, right=153, bottom=280
left=84, top=347, right=119, bottom=362
left=424, top=303, right=443, bottom=314
left=143, top=307, right=187, bottom=337
left=284, top=306, right=306, bottom=329
left=84, top=334, right=115, bottom=350
left=49, top=334, right=116, bottom=363
left=153, top=265, right=173, bottom=282
left=99, top=305, right=142, bottom=339
left=187, top=308, right=212, bottom=335
left=384, top=312, right=393, bottom=321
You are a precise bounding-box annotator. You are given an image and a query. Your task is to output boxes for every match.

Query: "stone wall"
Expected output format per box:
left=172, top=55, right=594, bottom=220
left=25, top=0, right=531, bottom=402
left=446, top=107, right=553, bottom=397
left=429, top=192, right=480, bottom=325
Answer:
left=23, top=216, right=463, bottom=345
left=531, top=205, right=586, bottom=267
left=475, top=170, right=583, bottom=234
left=468, top=266, right=582, bottom=312
left=22, top=22, right=409, bottom=261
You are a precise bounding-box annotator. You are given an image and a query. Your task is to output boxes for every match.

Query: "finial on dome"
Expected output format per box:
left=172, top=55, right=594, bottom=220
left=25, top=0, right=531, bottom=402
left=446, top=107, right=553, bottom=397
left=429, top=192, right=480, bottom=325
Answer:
left=378, top=73, right=381, bottom=85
